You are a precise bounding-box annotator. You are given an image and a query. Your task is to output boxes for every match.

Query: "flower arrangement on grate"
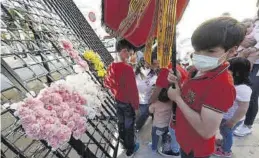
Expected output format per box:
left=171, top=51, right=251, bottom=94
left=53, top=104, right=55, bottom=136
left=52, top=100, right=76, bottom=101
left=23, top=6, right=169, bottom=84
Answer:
left=83, top=50, right=107, bottom=78
left=7, top=66, right=107, bottom=150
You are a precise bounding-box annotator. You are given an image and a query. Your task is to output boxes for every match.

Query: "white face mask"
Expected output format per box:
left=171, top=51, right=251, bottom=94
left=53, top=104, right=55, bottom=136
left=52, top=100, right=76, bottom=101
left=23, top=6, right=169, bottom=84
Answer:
left=140, top=67, right=151, bottom=76
left=192, top=54, right=225, bottom=72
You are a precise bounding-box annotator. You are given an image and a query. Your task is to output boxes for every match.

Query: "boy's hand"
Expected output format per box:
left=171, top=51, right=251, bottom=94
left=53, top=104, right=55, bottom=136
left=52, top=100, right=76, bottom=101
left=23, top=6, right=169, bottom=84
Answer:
left=167, top=70, right=181, bottom=102
left=167, top=70, right=181, bottom=84
left=167, top=84, right=181, bottom=102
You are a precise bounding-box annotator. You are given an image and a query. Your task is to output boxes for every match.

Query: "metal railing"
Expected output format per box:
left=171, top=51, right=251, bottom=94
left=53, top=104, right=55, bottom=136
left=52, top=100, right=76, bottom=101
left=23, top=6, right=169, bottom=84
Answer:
left=1, top=0, right=119, bottom=157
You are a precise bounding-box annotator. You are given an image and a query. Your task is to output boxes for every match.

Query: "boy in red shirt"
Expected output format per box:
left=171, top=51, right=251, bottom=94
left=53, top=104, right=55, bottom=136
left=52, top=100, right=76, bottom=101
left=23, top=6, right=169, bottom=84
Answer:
left=167, top=17, right=246, bottom=158
left=104, top=39, right=139, bottom=157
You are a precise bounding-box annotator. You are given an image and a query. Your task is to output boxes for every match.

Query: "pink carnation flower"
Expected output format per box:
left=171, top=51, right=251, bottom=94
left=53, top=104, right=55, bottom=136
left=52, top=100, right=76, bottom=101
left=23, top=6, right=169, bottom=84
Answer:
left=26, top=123, right=41, bottom=139
left=16, top=80, right=88, bottom=149
left=40, top=93, right=63, bottom=106
left=61, top=40, right=73, bottom=51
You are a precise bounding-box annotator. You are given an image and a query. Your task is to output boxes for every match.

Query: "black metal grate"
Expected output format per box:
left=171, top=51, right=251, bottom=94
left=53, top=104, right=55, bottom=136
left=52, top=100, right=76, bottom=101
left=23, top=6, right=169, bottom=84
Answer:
left=1, top=0, right=119, bottom=157
left=43, top=0, right=114, bottom=67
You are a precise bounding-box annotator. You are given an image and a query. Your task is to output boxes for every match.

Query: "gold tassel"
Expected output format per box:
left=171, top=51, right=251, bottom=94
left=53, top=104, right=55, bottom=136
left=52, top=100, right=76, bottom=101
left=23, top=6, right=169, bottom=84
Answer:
left=144, top=0, right=159, bottom=65
left=157, top=0, right=178, bottom=68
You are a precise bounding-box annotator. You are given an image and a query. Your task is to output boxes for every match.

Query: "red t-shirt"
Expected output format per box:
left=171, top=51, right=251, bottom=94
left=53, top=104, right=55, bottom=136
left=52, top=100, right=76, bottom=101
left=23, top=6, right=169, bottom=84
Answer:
left=104, top=62, right=139, bottom=110
left=156, top=64, right=188, bottom=88
left=174, top=63, right=236, bottom=157
left=156, top=64, right=188, bottom=129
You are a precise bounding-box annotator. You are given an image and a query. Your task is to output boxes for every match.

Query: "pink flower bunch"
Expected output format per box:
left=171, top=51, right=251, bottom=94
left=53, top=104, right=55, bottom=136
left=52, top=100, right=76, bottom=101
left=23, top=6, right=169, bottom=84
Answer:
left=61, top=40, right=73, bottom=51
left=61, top=40, right=89, bottom=70
left=15, top=83, right=88, bottom=149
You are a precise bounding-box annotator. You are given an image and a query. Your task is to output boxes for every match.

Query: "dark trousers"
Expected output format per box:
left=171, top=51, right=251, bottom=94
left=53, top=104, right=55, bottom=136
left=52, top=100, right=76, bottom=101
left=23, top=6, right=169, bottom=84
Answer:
left=116, top=101, right=135, bottom=155
left=244, top=64, right=259, bottom=126
left=135, top=104, right=149, bottom=130
left=180, top=149, right=210, bottom=158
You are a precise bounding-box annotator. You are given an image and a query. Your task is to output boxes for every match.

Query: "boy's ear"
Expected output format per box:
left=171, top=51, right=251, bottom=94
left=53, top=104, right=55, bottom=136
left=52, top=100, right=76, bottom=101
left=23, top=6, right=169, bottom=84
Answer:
left=227, top=46, right=238, bottom=59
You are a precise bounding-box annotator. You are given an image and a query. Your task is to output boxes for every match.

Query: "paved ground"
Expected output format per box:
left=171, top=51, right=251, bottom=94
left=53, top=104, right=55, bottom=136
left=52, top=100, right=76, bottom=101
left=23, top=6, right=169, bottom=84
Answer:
left=117, top=109, right=259, bottom=158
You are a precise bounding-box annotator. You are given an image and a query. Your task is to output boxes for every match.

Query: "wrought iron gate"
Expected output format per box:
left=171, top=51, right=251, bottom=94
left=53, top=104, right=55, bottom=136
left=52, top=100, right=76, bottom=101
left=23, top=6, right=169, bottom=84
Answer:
left=1, top=0, right=119, bottom=157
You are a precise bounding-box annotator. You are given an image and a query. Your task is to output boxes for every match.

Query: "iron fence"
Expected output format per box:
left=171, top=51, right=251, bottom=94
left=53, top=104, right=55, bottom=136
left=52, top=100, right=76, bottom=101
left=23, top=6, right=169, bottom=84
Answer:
left=1, top=0, right=119, bottom=157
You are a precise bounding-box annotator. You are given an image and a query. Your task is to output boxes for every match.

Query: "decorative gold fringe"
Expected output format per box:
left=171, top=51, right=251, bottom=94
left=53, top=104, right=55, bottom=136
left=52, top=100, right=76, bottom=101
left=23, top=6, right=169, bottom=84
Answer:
left=144, top=0, right=159, bottom=65
left=157, top=0, right=178, bottom=68
left=116, top=0, right=178, bottom=68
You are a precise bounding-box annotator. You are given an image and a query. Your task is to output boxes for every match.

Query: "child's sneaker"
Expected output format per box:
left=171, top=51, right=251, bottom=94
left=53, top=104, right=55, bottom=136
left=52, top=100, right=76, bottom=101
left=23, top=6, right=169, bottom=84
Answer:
left=213, top=147, right=232, bottom=157
left=158, top=148, right=180, bottom=157
left=126, top=143, right=140, bottom=157
left=147, top=142, right=156, bottom=152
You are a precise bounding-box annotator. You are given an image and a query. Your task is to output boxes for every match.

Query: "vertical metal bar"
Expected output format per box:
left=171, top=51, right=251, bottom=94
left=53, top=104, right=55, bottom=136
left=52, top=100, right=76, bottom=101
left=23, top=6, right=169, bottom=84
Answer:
left=171, top=26, right=177, bottom=124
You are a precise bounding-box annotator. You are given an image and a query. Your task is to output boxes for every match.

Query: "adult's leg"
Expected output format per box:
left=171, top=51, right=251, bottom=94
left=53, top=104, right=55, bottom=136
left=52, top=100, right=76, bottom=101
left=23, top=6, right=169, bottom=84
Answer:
left=135, top=104, right=149, bottom=130
left=244, top=64, right=259, bottom=127
left=123, top=103, right=136, bottom=156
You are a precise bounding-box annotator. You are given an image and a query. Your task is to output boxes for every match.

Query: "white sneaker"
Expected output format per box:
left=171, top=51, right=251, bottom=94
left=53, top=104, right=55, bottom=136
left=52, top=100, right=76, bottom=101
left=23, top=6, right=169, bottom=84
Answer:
left=234, top=125, right=252, bottom=137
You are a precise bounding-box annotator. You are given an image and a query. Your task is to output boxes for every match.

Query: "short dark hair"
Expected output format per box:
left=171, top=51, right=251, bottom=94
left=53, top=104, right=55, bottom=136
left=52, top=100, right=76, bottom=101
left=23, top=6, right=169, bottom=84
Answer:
left=191, top=17, right=246, bottom=52
left=228, top=57, right=251, bottom=86
left=116, top=39, right=136, bottom=52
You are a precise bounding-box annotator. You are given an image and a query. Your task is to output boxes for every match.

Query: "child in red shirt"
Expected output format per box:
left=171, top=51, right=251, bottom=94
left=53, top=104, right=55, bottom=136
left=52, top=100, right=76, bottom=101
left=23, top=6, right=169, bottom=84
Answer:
left=167, top=17, right=246, bottom=158
left=149, top=62, right=188, bottom=156
left=104, top=39, right=139, bottom=157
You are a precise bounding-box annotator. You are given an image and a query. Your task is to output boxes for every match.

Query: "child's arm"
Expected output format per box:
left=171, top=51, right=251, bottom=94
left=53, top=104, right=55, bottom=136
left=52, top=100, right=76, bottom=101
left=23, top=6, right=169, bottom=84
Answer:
left=104, top=64, right=114, bottom=89
left=150, top=86, right=162, bottom=103
left=150, top=68, right=169, bottom=103
left=225, top=86, right=252, bottom=127
left=127, top=68, right=139, bottom=110
left=225, top=101, right=249, bottom=128
left=149, top=103, right=155, bottom=114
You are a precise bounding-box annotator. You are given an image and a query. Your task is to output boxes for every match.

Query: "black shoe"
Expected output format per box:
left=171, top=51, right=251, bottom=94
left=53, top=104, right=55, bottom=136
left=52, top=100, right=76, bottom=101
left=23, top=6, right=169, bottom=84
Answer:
left=126, top=143, right=140, bottom=157
left=159, top=149, right=180, bottom=157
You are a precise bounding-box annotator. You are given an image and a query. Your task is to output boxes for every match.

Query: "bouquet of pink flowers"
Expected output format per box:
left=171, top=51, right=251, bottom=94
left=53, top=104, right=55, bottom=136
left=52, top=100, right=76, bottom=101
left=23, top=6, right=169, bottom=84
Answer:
left=61, top=40, right=89, bottom=71
left=15, top=83, right=88, bottom=149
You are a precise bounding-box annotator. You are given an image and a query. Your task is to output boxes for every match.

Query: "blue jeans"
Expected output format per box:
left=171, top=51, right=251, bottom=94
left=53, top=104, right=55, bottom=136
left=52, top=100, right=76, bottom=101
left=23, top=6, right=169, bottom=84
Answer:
left=169, top=127, right=180, bottom=153
left=152, top=126, right=168, bottom=151
left=220, top=119, right=243, bottom=152
left=136, top=104, right=149, bottom=130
